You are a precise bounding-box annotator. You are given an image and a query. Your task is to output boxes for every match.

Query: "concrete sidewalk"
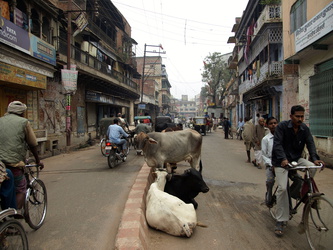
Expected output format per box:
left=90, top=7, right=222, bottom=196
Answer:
left=115, top=163, right=153, bottom=249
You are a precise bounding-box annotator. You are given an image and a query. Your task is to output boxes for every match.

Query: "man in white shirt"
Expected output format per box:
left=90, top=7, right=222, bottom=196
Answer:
left=261, top=117, right=278, bottom=207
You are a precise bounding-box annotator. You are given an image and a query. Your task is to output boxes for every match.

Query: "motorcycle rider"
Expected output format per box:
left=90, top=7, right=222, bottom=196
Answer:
left=106, top=118, right=129, bottom=158
left=0, top=101, right=44, bottom=211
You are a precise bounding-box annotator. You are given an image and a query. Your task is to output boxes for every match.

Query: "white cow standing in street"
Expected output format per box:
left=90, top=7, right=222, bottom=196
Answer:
left=146, top=170, right=197, bottom=237
left=136, top=129, right=203, bottom=172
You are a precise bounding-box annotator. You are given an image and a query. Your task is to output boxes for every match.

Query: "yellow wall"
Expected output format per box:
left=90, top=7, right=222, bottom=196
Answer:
left=282, top=0, right=332, bottom=59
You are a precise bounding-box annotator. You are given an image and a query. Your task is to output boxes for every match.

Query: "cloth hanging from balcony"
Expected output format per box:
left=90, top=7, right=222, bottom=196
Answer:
left=245, top=20, right=255, bottom=64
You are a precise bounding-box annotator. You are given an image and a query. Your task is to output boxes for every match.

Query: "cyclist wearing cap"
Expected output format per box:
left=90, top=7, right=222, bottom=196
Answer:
left=0, top=101, right=44, bottom=210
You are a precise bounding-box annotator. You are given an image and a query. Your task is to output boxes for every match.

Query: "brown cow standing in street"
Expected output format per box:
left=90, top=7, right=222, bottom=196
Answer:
left=136, top=129, right=203, bottom=172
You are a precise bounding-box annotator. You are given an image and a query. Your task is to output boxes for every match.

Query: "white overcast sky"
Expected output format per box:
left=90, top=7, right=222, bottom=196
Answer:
left=112, top=0, right=249, bottom=100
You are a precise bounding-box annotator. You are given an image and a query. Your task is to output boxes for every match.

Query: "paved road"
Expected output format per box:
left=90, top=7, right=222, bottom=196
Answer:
left=148, top=129, right=333, bottom=250
left=23, top=144, right=145, bottom=250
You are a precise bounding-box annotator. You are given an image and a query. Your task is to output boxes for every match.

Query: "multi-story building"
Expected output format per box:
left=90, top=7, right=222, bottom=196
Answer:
left=227, top=0, right=332, bottom=165
left=282, top=0, right=333, bottom=164
left=135, top=56, right=172, bottom=118
left=0, top=0, right=139, bottom=154
left=230, top=0, right=283, bottom=122
left=177, top=95, right=197, bottom=120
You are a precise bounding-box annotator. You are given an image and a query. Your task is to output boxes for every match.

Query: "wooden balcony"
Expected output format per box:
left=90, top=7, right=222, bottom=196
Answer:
left=56, top=38, right=137, bottom=90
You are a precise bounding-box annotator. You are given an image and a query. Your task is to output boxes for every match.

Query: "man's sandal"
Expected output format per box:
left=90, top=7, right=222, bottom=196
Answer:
left=275, top=221, right=284, bottom=236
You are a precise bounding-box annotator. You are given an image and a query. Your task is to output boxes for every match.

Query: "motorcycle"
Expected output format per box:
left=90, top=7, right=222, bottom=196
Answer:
left=105, top=138, right=130, bottom=168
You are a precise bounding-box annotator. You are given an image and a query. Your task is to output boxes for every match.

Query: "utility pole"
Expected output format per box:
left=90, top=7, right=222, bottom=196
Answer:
left=140, top=44, right=147, bottom=104
left=64, top=1, right=98, bottom=147
left=66, top=0, right=72, bottom=147
left=140, top=44, right=165, bottom=113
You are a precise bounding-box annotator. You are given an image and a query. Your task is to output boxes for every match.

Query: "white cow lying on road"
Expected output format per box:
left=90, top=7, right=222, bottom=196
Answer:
left=146, top=170, right=197, bottom=237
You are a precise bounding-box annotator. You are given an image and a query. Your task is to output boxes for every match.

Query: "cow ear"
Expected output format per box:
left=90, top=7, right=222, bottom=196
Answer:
left=148, top=138, right=158, bottom=144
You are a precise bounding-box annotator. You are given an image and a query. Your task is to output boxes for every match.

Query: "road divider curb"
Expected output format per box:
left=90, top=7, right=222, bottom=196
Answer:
left=115, top=163, right=153, bottom=250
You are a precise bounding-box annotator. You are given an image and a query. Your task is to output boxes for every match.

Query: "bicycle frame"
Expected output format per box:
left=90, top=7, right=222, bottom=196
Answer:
left=270, top=164, right=323, bottom=218
left=287, top=166, right=323, bottom=217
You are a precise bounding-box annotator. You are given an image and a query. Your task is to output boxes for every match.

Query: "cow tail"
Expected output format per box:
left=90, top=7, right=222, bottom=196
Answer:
left=199, top=159, right=202, bottom=173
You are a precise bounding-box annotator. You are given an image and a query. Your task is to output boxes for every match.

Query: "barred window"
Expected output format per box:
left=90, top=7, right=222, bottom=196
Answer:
left=309, top=67, right=333, bottom=137
left=290, top=0, right=307, bottom=33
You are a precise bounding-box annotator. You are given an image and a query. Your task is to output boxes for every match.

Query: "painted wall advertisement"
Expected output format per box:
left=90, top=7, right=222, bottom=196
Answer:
left=295, top=2, right=333, bottom=53
left=0, top=16, right=56, bottom=65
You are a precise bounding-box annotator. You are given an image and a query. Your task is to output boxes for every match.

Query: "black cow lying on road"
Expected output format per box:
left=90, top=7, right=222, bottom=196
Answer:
left=164, top=168, right=209, bottom=209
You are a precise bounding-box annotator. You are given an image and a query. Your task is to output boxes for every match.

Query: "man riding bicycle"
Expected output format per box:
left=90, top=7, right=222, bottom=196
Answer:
left=271, top=105, right=325, bottom=236
left=107, top=118, right=129, bottom=158
left=0, top=101, right=44, bottom=211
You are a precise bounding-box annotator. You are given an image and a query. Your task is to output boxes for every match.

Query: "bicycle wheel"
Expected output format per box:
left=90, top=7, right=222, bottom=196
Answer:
left=100, top=138, right=107, bottom=157
left=108, top=151, right=117, bottom=169
left=304, top=195, right=333, bottom=250
left=24, top=179, right=47, bottom=230
left=0, top=220, right=29, bottom=250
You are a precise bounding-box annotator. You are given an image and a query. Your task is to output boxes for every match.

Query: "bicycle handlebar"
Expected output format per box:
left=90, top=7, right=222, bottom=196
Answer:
left=286, top=162, right=324, bottom=170
left=25, top=164, right=41, bottom=168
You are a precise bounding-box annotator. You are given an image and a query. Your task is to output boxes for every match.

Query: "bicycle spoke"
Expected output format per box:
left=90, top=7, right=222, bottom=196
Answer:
left=25, top=179, right=47, bottom=230
left=305, top=196, right=333, bottom=250
left=0, top=220, right=29, bottom=250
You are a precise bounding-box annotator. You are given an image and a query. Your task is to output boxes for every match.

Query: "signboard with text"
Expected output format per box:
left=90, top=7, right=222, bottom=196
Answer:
left=295, top=2, right=333, bottom=52
left=0, top=61, right=47, bottom=89
left=0, top=16, right=56, bottom=65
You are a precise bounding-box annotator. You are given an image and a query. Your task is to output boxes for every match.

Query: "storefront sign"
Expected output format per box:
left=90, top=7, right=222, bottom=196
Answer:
left=61, top=69, right=78, bottom=93
left=0, top=15, right=30, bottom=54
left=30, top=36, right=56, bottom=65
left=0, top=62, right=47, bottom=89
left=0, top=16, right=56, bottom=65
left=295, top=2, right=333, bottom=52
left=73, top=13, right=88, bottom=37
left=138, top=104, right=146, bottom=109
left=86, top=90, right=115, bottom=104
left=86, top=90, right=130, bottom=107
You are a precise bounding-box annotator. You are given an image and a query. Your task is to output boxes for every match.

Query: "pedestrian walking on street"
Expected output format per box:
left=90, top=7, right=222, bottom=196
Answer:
left=213, top=117, right=218, bottom=131
left=243, top=117, right=255, bottom=163
left=223, top=117, right=231, bottom=139
left=252, top=117, right=266, bottom=169
left=271, top=105, right=325, bottom=237
left=237, top=118, right=244, bottom=140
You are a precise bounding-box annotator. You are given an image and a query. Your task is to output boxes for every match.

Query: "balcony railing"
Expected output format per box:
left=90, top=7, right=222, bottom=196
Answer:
left=56, top=38, right=137, bottom=90
left=239, top=60, right=283, bottom=94
left=253, top=5, right=281, bottom=37
left=87, top=20, right=116, bottom=48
